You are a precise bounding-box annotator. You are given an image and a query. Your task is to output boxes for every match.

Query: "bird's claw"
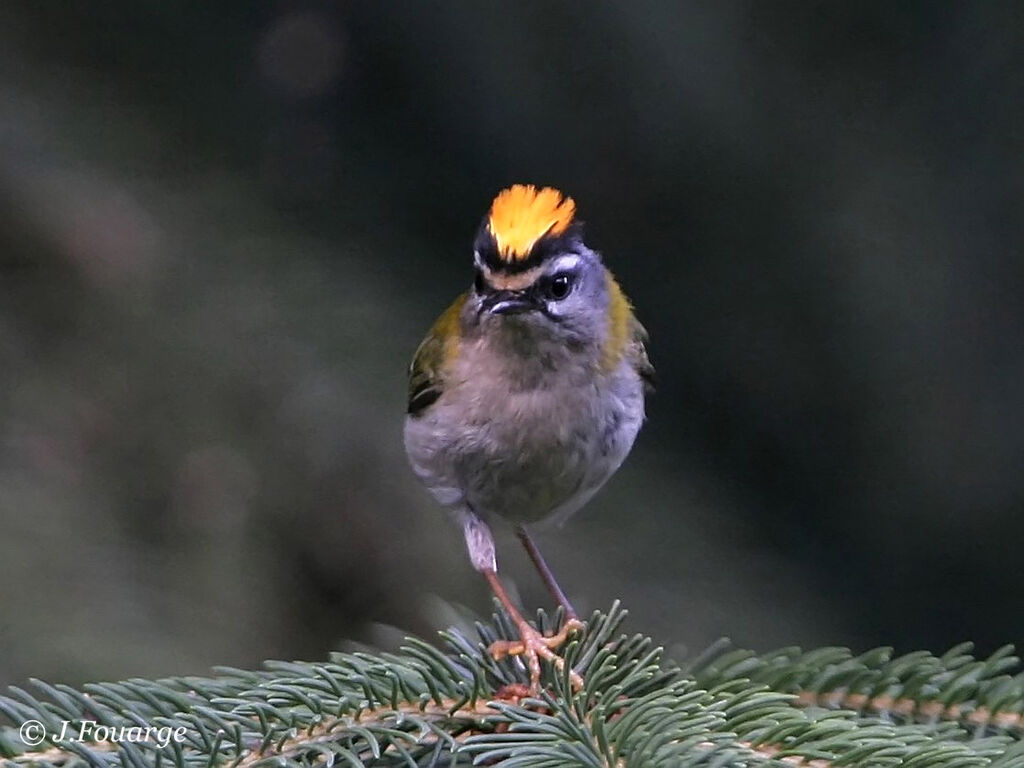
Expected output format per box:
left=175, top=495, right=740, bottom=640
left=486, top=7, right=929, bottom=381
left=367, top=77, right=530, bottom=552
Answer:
left=488, top=618, right=585, bottom=692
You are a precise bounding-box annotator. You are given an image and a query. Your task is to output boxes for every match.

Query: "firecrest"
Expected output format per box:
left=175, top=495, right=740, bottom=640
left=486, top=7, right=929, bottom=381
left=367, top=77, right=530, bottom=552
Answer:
left=404, top=184, right=653, bottom=691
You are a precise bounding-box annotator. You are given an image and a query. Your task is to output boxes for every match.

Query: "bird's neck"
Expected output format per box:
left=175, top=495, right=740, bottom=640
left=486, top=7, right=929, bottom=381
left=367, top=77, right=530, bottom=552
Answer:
left=461, top=320, right=601, bottom=391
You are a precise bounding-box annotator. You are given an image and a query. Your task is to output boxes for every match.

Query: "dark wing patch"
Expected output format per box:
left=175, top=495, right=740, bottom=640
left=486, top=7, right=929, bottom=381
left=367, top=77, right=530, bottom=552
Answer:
left=407, top=377, right=443, bottom=415
left=631, top=317, right=656, bottom=395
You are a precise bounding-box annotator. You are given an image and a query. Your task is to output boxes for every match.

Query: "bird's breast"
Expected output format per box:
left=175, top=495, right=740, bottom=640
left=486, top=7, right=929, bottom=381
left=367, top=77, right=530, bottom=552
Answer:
left=404, top=338, right=644, bottom=524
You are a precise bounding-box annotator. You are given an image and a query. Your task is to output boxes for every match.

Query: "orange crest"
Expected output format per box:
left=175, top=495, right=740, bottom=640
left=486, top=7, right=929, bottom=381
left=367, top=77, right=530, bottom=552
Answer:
left=487, top=185, right=576, bottom=261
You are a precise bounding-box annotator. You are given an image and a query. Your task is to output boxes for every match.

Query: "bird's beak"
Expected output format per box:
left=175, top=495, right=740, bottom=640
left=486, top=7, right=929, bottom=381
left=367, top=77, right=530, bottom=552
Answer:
left=483, top=290, right=537, bottom=315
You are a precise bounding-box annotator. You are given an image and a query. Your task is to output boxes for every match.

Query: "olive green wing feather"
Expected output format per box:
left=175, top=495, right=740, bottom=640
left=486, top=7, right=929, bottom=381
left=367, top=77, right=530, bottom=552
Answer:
left=407, top=293, right=466, bottom=416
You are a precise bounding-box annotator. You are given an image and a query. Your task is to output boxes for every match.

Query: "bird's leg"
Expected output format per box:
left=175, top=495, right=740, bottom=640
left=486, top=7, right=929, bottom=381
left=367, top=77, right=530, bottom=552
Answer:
left=482, top=569, right=584, bottom=692
left=515, top=525, right=578, bottom=621
left=462, top=514, right=583, bottom=692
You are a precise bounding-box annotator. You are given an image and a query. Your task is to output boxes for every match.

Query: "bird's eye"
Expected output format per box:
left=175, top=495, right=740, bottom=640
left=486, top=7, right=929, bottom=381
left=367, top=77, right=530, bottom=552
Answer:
left=547, top=273, right=573, bottom=301
left=474, top=270, right=488, bottom=294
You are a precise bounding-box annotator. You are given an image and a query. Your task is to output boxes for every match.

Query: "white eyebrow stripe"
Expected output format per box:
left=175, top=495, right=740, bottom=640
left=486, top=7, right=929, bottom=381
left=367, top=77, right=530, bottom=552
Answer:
left=549, top=254, right=581, bottom=272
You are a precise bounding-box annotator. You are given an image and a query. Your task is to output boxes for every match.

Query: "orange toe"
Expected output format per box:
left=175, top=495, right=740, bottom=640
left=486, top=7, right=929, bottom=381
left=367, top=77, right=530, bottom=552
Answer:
left=488, top=618, right=585, bottom=692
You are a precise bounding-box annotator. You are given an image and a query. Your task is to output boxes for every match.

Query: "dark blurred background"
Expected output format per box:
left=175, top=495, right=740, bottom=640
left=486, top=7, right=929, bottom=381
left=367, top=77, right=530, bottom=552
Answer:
left=1, top=2, right=1022, bottom=687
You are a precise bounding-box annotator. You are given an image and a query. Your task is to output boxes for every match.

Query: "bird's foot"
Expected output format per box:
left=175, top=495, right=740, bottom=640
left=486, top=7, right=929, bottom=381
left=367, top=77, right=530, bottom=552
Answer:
left=488, top=618, right=585, bottom=693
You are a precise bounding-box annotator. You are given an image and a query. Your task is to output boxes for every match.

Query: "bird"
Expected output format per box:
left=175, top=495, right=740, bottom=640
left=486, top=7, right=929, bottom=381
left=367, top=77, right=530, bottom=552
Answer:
left=404, top=184, right=653, bottom=691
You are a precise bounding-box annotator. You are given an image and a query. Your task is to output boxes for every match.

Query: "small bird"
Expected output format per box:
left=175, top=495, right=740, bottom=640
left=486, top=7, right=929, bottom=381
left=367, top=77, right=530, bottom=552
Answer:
left=404, top=184, right=653, bottom=691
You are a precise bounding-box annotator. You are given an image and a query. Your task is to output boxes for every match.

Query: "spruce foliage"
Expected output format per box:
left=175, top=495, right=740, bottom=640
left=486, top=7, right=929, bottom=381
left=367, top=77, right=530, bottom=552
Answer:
left=2, top=603, right=1023, bottom=767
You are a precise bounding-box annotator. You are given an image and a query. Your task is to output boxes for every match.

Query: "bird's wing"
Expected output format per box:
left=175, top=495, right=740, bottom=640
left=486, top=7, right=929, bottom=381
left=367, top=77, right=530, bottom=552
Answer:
left=630, top=316, right=656, bottom=394
left=407, top=293, right=467, bottom=416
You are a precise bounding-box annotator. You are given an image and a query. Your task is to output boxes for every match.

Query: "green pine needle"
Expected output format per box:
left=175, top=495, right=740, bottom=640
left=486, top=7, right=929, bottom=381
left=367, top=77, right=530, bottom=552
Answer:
left=2, top=603, right=1022, bottom=767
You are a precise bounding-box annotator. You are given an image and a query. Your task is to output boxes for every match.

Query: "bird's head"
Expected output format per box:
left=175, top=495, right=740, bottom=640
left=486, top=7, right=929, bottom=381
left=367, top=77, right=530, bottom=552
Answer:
left=468, top=184, right=623, bottom=355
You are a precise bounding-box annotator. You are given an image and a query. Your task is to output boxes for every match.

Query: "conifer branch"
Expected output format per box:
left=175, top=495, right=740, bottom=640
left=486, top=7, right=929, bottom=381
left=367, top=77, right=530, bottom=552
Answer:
left=3, top=603, right=1023, bottom=767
